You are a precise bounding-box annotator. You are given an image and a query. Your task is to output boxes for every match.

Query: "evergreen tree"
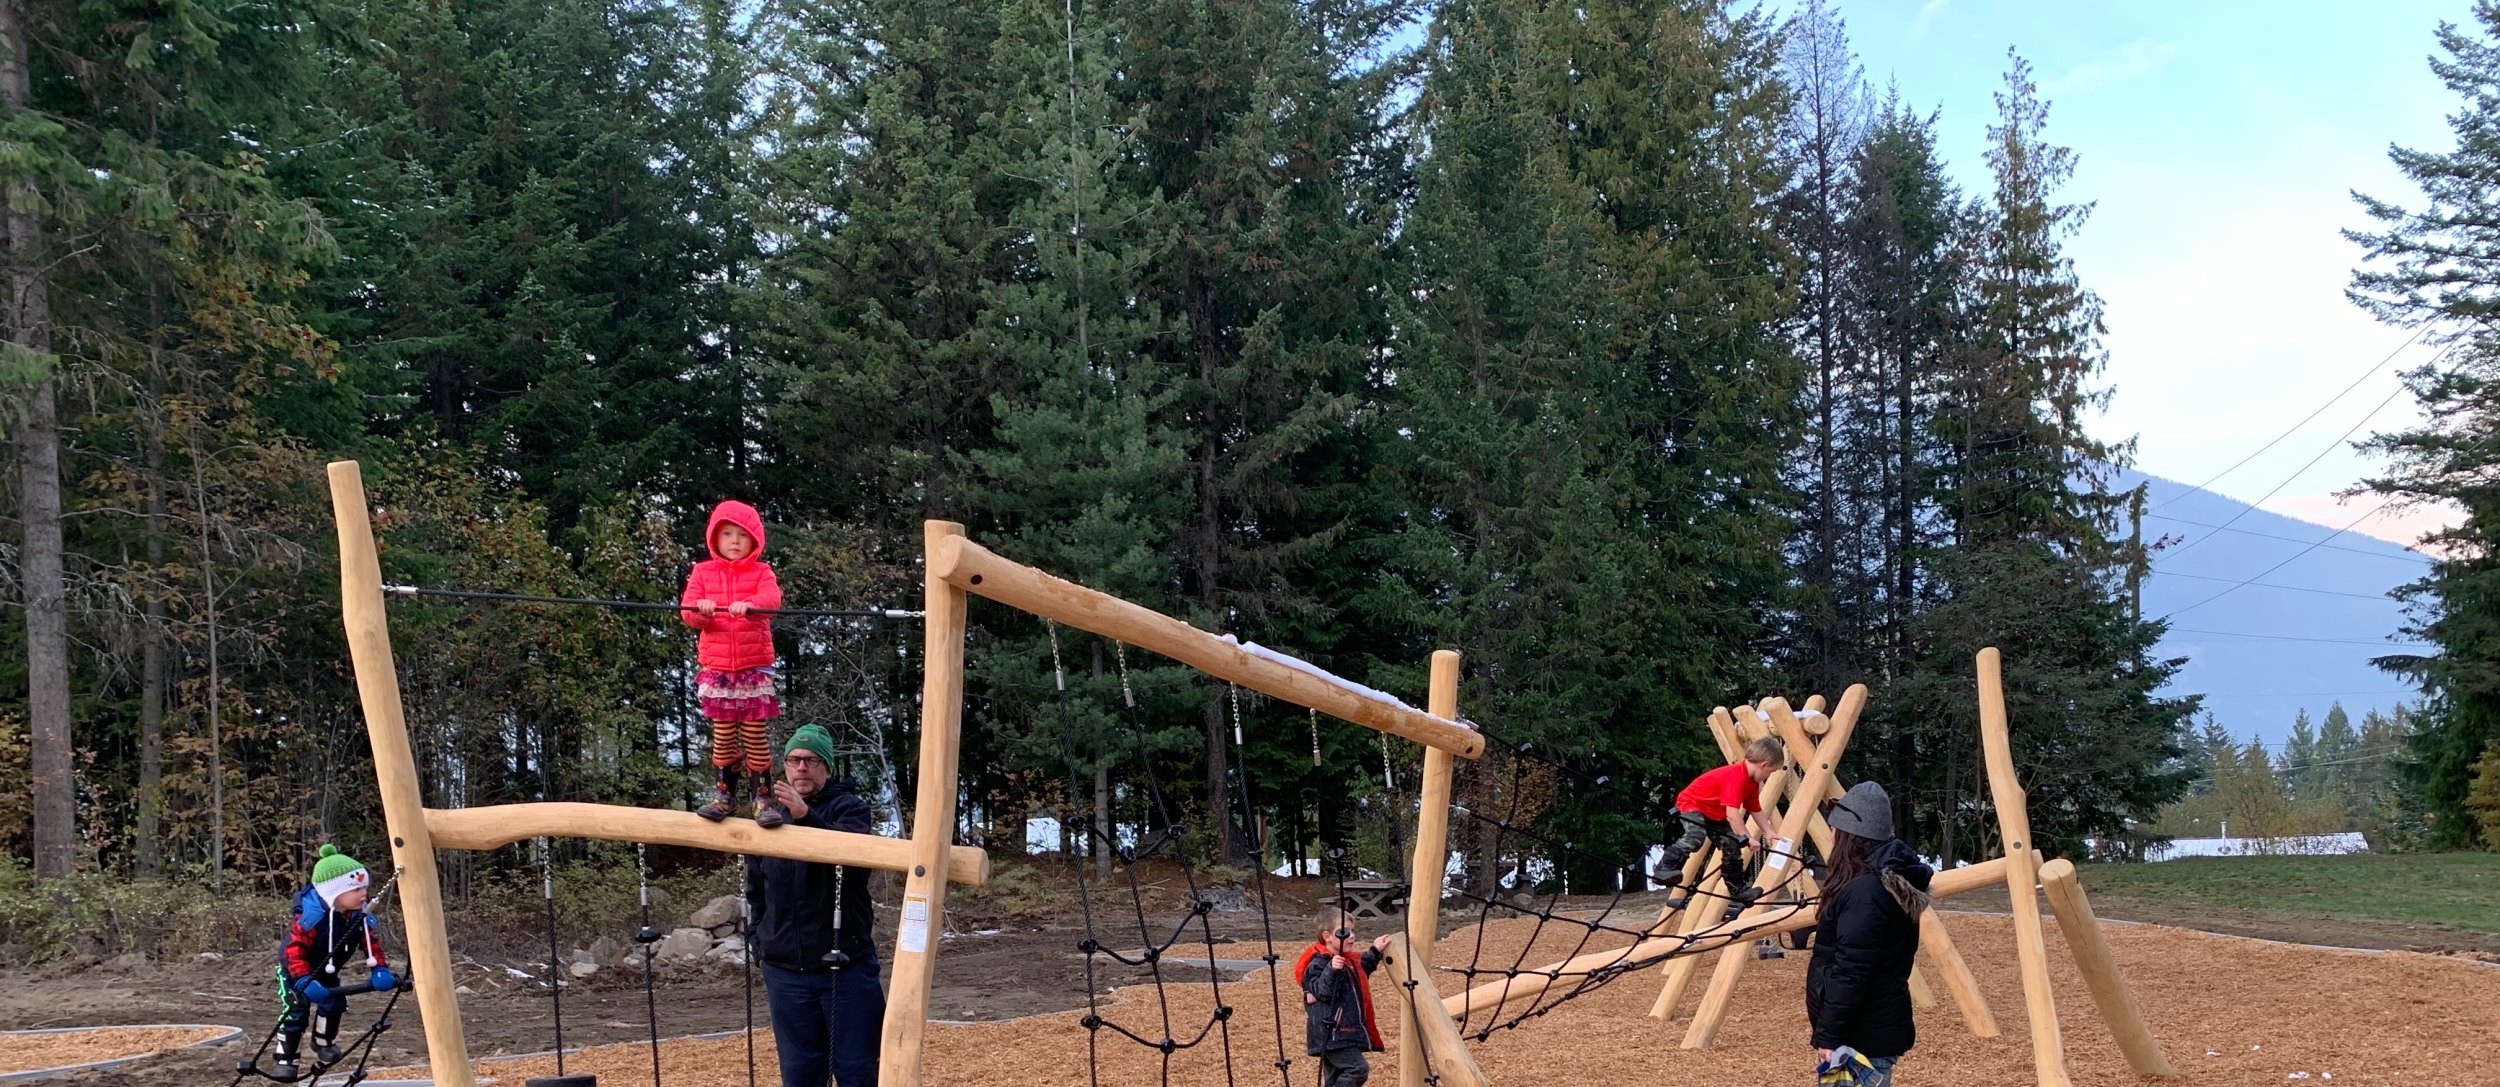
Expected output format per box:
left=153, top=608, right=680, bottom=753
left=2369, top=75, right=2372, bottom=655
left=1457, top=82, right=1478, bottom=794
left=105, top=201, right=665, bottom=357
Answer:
left=1902, top=55, right=2190, bottom=858
left=2348, top=1, right=2500, bottom=849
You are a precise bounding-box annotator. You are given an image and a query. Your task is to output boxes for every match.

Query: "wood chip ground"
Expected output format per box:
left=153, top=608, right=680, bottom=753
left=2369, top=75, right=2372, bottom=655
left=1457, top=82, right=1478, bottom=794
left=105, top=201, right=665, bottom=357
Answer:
left=375, top=911, right=2497, bottom=1085
left=0, top=1025, right=229, bottom=1074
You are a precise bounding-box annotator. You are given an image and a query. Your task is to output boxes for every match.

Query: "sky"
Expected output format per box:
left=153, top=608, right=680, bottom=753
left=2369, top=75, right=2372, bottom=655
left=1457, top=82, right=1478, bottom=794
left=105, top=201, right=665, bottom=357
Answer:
left=1838, top=0, right=2474, bottom=549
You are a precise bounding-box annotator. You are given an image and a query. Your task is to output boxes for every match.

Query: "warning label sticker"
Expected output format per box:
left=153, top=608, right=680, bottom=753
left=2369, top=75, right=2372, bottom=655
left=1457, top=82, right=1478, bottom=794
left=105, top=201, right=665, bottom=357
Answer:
left=1764, top=836, right=1797, bottom=870
left=898, top=893, right=932, bottom=954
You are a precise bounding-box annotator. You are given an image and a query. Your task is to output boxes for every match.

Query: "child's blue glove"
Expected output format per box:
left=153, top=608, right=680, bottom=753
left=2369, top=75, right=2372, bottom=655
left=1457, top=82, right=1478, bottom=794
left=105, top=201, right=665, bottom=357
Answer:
left=294, top=977, right=330, bottom=1003
left=1816, top=1046, right=1876, bottom=1086
left=368, top=968, right=397, bottom=993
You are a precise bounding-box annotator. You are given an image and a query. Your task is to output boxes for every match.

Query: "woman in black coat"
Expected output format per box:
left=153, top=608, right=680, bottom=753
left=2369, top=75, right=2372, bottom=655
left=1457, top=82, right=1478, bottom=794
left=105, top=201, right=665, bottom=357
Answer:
left=1806, top=781, right=1932, bottom=1086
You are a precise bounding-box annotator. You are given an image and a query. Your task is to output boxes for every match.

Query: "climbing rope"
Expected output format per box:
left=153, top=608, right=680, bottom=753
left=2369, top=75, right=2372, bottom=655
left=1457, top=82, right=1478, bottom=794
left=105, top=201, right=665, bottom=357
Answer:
left=635, top=842, right=664, bottom=1087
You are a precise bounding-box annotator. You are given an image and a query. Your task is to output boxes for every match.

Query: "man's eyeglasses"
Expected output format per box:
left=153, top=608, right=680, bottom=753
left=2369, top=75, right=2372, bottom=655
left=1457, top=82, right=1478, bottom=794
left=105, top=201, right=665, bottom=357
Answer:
left=785, top=754, right=828, bottom=769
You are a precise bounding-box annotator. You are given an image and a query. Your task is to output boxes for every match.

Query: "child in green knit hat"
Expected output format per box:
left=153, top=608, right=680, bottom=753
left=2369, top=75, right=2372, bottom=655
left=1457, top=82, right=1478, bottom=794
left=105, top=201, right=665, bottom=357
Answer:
left=273, top=844, right=395, bottom=1080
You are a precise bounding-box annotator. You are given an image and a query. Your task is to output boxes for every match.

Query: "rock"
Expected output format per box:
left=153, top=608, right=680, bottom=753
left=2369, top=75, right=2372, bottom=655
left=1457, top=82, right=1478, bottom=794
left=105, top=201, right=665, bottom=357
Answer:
left=1204, top=887, right=1253, bottom=913
left=195, top=951, right=226, bottom=963
left=568, top=961, right=599, bottom=979
left=454, top=985, right=476, bottom=995
left=659, top=927, right=712, bottom=962
left=705, top=936, right=746, bottom=965
left=587, top=935, right=622, bottom=966
left=566, top=948, right=597, bottom=966
left=108, top=952, right=147, bottom=969
left=688, top=894, right=743, bottom=932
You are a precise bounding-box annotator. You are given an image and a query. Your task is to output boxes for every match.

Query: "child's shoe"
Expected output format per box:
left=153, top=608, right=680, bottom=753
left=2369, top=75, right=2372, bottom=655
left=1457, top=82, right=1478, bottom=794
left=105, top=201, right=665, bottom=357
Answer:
left=316, top=1043, right=343, bottom=1065
left=753, top=788, right=790, bottom=828
left=271, top=1061, right=300, bottom=1082
left=697, top=782, right=737, bottom=822
left=1729, top=884, right=1765, bottom=906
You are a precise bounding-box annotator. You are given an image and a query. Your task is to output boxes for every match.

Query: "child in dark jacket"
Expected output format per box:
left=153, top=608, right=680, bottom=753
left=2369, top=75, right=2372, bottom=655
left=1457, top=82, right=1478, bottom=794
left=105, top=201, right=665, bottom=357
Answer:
left=1296, top=906, right=1391, bottom=1087
left=274, top=845, right=395, bottom=1081
left=1805, top=781, right=1932, bottom=1087
left=683, top=499, right=789, bottom=826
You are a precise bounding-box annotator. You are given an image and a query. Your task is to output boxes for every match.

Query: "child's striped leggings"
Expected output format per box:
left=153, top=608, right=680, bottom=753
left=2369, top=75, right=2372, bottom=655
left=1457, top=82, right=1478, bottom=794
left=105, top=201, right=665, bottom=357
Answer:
left=710, top=717, right=775, bottom=776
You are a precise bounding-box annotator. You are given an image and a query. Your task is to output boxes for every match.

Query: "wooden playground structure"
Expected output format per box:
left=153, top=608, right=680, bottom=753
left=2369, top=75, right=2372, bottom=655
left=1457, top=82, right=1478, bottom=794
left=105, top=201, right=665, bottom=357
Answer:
left=328, top=458, right=2177, bottom=1087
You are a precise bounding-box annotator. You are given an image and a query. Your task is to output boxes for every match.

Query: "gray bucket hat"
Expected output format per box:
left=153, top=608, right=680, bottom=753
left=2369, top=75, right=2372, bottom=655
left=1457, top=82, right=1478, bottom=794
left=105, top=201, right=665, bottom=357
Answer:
left=1826, top=780, right=1893, bottom=841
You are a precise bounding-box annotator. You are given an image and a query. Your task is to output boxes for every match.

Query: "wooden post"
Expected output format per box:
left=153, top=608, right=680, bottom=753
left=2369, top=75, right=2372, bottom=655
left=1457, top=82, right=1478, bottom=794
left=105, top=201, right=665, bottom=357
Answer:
left=1704, top=707, right=1744, bottom=761
left=1648, top=866, right=1727, bottom=1018
left=1681, top=686, right=1865, bottom=1049
left=878, top=521, right=971, bottom=1087
left=1381, top=933, right=1490, bottom=1087
left=1978, top=647, right=2070, bottom=1087
left=1400, top=650, right=1464, bottom=1087
left=1920, top=905, right=2001, bottom=1037
left=327, top=461, right=474, bottom=1087
left=2040, top=859, right=2177, bottom=1078
left=423, top=803, right=989, bottom=884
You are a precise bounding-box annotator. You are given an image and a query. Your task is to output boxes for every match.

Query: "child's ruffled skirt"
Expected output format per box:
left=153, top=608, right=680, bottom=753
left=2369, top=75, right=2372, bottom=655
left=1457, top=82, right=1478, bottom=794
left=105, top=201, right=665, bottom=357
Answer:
left=697, top=666, right=780, bottom=721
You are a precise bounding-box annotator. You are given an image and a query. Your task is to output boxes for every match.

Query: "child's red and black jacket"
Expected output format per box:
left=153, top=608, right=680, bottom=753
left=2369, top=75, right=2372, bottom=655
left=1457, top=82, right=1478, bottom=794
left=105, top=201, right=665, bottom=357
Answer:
left=278, top=886, right=387, bottom=989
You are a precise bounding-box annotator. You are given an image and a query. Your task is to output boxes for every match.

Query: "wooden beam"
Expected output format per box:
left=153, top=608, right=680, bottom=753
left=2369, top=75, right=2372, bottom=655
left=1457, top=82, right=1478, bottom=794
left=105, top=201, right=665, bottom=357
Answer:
left=1681, top=686, right=1863, bottom=1049
left=930, top=535, right=1484, bottom=758
left=1457, top=852, right=2018, bottom=1019
left=1381, top=933, right=1491, bottom=1087
left=2040, top=859, right=2177, bottom=1078
left=878, top=521, right=972, bottom=1087
left=1648, top=864, right=1728, bottom=1019
left=1920, top=903, right=2001, bottom=1038
left=1704, top=707, right=1744, bottom=762
left=1978, top=647, right=2071, bottom=1087
left=1400, top=650, right=1463, bottom=1087
left=328, top=461, right=474, bottom=1087
left=423, top=803, right=989, bottom=885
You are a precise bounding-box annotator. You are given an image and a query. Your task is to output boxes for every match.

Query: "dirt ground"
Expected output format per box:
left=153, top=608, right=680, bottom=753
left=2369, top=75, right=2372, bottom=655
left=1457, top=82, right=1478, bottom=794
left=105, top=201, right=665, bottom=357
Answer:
left=1948, top=882, right=2500, bottom=956
left=9, top=873, right=2494, bottom=1086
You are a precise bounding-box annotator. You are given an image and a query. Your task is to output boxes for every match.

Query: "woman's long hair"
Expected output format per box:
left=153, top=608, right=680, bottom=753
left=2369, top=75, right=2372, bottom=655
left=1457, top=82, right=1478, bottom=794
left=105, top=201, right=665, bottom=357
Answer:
left=1822, top=828, right=1882, bottom=894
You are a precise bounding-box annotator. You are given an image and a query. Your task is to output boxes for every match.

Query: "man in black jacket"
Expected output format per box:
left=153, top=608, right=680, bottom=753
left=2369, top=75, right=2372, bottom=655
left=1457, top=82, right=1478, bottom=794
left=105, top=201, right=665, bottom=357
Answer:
left=748, top=724, right=882, bottom=1087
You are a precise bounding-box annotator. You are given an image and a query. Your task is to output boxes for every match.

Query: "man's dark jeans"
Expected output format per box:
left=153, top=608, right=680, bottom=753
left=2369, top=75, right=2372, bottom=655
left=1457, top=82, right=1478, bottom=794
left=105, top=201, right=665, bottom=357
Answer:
left=763, top=960, right=884, bottom=1087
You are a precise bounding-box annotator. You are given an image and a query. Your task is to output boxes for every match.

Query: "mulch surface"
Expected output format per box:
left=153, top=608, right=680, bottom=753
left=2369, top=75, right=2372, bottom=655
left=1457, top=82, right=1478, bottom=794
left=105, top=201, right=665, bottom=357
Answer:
left=0, top=1024, right=229, bottom=1074
left=374, top=908, right=2497, bottom=1086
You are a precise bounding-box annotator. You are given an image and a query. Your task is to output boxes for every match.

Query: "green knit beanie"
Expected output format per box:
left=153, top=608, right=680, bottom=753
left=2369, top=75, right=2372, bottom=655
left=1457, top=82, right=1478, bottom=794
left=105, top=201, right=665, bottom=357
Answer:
left=785, top=723, right=836, bottom=766
left=310, top=844, right=371, bottom=908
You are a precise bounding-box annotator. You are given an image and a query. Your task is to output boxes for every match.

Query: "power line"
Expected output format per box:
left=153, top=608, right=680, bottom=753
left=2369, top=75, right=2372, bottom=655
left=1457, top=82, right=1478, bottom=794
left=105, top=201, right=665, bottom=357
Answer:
left=2165, top=626, right=2431, bottom=648
left=2150, top=571, right=2398, bottom=601
left=2141, top=512, right=2428, bottom=562
left=2159, top=382, right=2414, bottom=564
left=2160, top=495, right=2412, bottom=620
left=2150, top=325, right=2427, bottom=511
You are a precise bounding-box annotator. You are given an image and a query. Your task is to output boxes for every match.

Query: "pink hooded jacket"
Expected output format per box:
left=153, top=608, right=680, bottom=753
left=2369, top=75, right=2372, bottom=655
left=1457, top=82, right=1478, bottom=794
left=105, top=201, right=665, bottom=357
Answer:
left=681, top=501, right=782, bottom=671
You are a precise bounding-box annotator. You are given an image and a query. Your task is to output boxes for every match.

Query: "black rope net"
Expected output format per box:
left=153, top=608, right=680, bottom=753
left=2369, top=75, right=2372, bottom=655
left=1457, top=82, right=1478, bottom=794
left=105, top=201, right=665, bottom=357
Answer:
left=1033, top=626, right=1822, bottom=1083
left=1429, top=730, right=1826, bottom=1043
left=1047, top=624, right=1287, bottom=1087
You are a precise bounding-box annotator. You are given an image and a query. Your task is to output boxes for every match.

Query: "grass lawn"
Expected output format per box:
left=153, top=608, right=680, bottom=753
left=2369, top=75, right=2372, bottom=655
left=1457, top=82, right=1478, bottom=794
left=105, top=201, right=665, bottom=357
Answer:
left=2075, top=852, right=2500, bottom=934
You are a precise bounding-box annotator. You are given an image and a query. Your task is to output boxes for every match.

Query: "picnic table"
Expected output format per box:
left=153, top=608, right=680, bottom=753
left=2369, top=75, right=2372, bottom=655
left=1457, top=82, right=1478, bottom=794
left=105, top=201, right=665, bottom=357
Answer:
left=1336, top=879, right=1410, bottom=920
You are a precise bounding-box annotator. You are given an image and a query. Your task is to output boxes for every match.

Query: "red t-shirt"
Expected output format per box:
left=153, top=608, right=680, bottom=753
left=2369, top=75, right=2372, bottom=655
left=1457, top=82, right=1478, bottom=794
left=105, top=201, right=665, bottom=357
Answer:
left=1674, top=762, right=1761, bottom=821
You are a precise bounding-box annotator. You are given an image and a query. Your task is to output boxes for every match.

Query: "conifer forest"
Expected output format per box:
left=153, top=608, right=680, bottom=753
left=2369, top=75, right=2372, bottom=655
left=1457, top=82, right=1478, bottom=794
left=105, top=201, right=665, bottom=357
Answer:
left=6, top=0, right=2497, bottom=901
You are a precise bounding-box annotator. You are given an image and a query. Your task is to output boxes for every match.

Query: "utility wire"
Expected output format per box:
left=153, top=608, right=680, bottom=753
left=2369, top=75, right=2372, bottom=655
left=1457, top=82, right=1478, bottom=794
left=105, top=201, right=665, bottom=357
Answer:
left=2161, top=496, right=2411, bottom=619
left=2142, top=512, right=2428, bottom=562
left=2151, top=325, right=2428, bottom=511
left=2166, top=626, right=2432, bottom=648
left=2151, top=571, right=2398, bottom=601
left=2158, top=381, right=2414, bottom=564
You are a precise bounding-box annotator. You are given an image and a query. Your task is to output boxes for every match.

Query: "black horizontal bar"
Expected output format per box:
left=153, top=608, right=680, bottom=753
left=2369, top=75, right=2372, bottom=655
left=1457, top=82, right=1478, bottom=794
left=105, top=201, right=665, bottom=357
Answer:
left=381, top=584, right=923, bottom=620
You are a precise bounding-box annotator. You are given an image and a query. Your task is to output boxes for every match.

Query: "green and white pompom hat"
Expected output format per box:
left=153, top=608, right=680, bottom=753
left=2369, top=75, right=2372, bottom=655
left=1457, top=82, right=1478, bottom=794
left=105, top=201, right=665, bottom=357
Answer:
left=311, top=844, right=371, bottom=909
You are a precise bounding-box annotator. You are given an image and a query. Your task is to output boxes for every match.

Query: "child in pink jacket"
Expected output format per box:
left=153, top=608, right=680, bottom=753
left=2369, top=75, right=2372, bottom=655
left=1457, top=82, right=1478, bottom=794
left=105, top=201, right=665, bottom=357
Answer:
left=682, top=500, right=789, bottom=826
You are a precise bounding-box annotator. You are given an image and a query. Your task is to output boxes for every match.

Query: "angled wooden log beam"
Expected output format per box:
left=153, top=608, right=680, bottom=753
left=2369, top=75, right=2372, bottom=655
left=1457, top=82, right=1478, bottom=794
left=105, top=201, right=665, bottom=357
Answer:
left=330, top=461, right=474, bottom=1087
left=2041, top=859, right=2178, bottom=1078
left=1382, top=932, right=1491, bottom=1087
left=930, top=535, right=1483, bottom=758
left=1978, top=647, right=2071, bottom=1087
left=423, top=803, right=989, bottom=885
left=1921, top=903, right=2000, bottom=1037
left=1648, top=864, right=1729, bottom=1019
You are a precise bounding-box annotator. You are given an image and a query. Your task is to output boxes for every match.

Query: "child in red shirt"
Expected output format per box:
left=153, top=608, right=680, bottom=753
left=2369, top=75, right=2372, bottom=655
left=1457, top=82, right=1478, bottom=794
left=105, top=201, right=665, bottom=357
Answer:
left=1654, top=735, right=1784, bottom=908
left=682, top=500, right=789, bottom=826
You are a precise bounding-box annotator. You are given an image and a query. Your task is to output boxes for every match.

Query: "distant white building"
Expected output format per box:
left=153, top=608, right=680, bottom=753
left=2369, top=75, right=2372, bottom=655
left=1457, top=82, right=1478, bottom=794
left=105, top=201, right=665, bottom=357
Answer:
left=2144, top=831, right=2368, bottom=861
